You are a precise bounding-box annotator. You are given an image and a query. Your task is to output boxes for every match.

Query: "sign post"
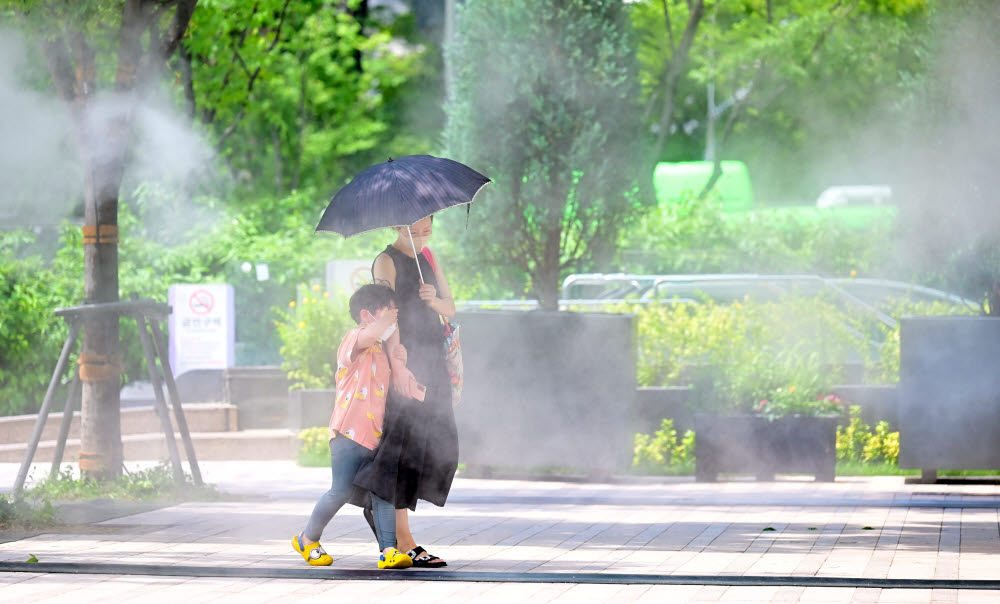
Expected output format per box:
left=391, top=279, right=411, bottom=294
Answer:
left=326, top=259, right=373, bottom=295
left=168, top=284, right=235, bottom=377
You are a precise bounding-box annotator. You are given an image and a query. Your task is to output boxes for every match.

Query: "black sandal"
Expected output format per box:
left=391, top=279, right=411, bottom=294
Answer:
left=407, top=545, right=447, bottom=568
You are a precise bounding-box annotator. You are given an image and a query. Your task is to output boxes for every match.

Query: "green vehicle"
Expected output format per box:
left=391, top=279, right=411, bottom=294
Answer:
left=653, top=160, right=755, bottom=213
left=653, top=160, right=897, bottom=230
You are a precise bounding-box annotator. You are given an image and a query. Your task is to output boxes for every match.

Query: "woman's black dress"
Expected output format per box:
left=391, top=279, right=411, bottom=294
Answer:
left=351, top=245, right=459, bottom=510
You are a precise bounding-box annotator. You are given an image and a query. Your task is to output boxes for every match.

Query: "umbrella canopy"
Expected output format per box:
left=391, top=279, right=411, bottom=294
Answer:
left=316, top=155, right=491, bottom=237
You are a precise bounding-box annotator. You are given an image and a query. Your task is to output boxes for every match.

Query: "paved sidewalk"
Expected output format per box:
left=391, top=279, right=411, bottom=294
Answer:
left=2, top=462, right=1000, bottom=602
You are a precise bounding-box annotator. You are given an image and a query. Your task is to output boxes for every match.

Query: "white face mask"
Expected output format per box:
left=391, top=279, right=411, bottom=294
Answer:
left=379, top=322, right=397, bottom=341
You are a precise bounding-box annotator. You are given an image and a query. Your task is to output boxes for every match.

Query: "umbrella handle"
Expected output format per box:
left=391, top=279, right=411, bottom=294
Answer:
left=407, top=230, right=425, bottom=284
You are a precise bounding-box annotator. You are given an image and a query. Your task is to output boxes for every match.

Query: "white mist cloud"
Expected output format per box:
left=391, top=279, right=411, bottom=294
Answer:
left=0, top=27, right=219, bottom=240
left=0, top=29, right=81, bottom=225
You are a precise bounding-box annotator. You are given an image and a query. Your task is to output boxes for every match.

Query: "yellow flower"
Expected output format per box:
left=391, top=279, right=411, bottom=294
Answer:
left=298, top=321, right=306, bottom=329
left=323, top=292, right=329, bottom=298
left=312, top=284, right=320, bottom=292
left=850, top=269, right=857, bottom=277
left=288, top=301, right=296, bottom=308
left=788, top=386, right=796, bottom=393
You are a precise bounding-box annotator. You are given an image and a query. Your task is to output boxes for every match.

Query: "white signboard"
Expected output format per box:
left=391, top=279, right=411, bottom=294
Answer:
left=168, top=284, right=235, bottom=376
left=326, top=259, right=374, bottom=295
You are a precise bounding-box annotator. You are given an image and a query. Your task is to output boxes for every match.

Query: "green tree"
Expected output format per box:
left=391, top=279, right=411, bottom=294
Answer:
left=5, top=0, right=197, bottom=479
left=444, top=0, right=649, bottom=308
left=633, top=0, right=932, bottom=199
left=182, top=0, right=429, bottom=195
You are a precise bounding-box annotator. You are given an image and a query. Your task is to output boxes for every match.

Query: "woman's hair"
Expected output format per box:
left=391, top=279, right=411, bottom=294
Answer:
left=396, top=215, right=433, bottom=231
left=349, top=284, right=398, bottom=323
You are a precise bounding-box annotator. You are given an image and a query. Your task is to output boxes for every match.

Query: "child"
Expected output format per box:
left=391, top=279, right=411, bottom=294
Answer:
left=292, top=283, right=420, bottom=569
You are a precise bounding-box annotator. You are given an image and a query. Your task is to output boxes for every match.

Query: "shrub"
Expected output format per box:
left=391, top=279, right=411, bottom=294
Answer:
left=836, top=406, right=899, bottom=465
left=632, top=418, right=695, bottom=475
left=297, top=426, right=331, bottom=467
left=0, top=494, right=58, bottom=530
left=619, top=194, right=894, bottom=277
left=275, top=285, right=354, bottom=390
left=0, top=242, right=68, bottom=415
left=611, top=296, right=868, bottom=415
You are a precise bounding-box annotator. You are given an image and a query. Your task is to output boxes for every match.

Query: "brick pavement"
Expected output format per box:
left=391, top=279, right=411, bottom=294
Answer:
left=2, top=462, right=1000, bottom=602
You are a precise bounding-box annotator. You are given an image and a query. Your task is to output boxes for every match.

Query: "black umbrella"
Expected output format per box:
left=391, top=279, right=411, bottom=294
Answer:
left=316, top=155, right=490, bottom=281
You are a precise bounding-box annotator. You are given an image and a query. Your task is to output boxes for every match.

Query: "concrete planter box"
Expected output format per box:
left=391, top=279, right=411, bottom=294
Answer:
left=288, top=389, right=335, bottom=430
left=223, top=366, right=290, bottom=429
left=694, top=414, right=838, bottom=482
left=899, top=316, right=1000, bottom=481
left=454, top=309, right=636, bottom=477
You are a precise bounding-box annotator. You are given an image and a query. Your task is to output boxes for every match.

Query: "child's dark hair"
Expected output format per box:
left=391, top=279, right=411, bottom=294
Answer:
left=349, top=283, right=398, bottom=323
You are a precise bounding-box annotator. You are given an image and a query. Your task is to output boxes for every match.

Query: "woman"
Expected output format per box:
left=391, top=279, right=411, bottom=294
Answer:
left=352, top=215, right=458, bottom=568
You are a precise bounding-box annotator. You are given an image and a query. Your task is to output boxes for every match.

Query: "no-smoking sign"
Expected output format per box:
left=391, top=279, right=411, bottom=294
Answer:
left=188, top=289, right=215, bottom=315
left=349, top=266, right=371, bottom=291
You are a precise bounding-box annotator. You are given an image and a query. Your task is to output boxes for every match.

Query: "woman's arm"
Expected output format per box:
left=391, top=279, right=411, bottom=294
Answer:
left=372, top=252, right=422, bottom=398
left=421, top=253, right=456, bottom=318
left=372, top=253, right=396, bottom=291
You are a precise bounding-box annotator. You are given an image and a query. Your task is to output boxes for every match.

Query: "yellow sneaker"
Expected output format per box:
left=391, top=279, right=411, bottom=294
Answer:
left=378, top=547, right=413, bottom=569
left=292, top=535, right=333, bottom=566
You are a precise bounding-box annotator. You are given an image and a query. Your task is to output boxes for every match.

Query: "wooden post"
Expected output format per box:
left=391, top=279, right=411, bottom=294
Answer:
left=150, top=319, right=204, bottom=486
left=135, top=313, right=185, bottom=485
left=50, top=373, right=82, bottom=479
left=13, top=321, right=82, bottom=494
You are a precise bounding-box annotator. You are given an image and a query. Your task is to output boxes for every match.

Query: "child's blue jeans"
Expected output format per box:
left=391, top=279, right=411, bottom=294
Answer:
left=303, top=435, right=396, bottom=552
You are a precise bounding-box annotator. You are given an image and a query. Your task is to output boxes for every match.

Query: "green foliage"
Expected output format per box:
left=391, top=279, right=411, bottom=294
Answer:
left=620, top=194, right=894, bottom=276
left=0, top=185, right=393, bottom=415
left=632, top=418, right=695, bottom=475
left=445, top=0, right=650, bottom=307
left=184, top=0, right=428, bottom=195
left=836, top=406, right=899, bottom=465
left=632, top=0, right=932, bottom=200
left=614, top=295, right=865, bottom=415
left=0, top=494, right=58, bottom=530
left=0, top=236, right=68, bottom=415
left=754, top=389, right=843, bottom=421
left=297, top=426, right=331, bottom=467
left=26, top=462, right=217, bottom=502
left=275, top=285, right=354, bottom=390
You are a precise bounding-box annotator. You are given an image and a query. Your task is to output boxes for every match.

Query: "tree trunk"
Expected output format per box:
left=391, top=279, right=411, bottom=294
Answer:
left=28, top=0, right=197, bottom=481
left=653, top=0, right=705, bottom=159
left=537, top=220, right=562, bottom=311
left=79, top=138, right=126, bottom=480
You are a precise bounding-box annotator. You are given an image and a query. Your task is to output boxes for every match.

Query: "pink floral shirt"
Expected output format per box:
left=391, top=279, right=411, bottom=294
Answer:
left=329, top=327, right=390, bottom=450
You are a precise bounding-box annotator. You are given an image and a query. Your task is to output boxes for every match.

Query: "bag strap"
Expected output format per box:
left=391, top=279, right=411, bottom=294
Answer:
left=420, top=247, right=452, bottom=336
left=421, top=247, right=436, bottom=272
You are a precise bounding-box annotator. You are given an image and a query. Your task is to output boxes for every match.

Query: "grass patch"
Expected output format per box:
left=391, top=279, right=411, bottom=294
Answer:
left=629, top=461, right=696, bottom=476
left=26, top=462, right=220, bottom=502
left=0, top=495, right=59, bottom=530
left=836, top=462, right=1000, bottom=477
left=835, top=461, right=918, bottom=476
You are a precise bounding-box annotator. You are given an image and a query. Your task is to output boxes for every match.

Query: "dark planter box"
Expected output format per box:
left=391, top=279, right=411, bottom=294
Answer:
left=899, top=316, right=1000, bottom=480
left=288, top=389, right=335, bottom=430
left=634, top=387, right=694, bottom=434
left=694, top=414, right=838, bottom=482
